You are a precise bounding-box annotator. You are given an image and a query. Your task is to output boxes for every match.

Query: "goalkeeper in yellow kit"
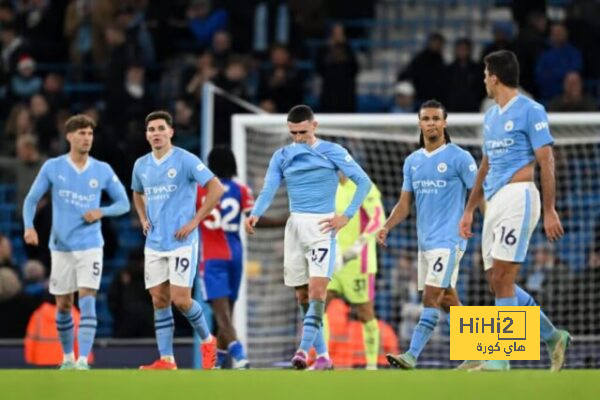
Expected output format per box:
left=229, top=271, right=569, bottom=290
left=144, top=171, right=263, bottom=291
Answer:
left=325, top=169, right=386, bottom=369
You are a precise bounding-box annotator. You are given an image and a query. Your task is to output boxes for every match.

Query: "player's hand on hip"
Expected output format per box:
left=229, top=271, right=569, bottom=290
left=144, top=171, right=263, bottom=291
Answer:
left=175, top=219, right=198, bottom=240
left=458, top=212, right=474, bottom=239
left=23, top=228, right=39, bottom=246
left=83, top=209, right=103, bottom=223
left=245, top=216, right=259, bottom=235
left=319, top=215, right=349, bottom=234
left=376, top=227, right=389, bottom=247
left=543, top=208, right=564, bottom=242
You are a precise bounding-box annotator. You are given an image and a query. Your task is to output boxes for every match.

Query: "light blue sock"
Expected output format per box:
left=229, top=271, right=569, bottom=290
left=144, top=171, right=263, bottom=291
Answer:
left=299, top=300, right=325, bottom=353
left=514, top=285, right=557, bottom=342
left=313, top=326, right=328, bottom=356
left=216, top=349, right=228, bottom=368
left=300, top=302, right=328, bottom=355
left=154, top=307, right=174, bottom=357
left=77, top=296, right=97, bottom=358
left=228, top=340, right=247, bottom=361
left=56, top=309, right=74, bottom=355
left=495, top=296, right=518, bottom=306
left=183, top=300, right=211, bottom=340
left=408, top=307, right=439, bottom=359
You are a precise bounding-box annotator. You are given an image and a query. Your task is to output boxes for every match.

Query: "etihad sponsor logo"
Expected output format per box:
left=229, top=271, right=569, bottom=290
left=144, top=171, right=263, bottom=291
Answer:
left=144, top=185, right=177, bottom=195
left=413, top=180, right=447, bottom=190
left=58, top=190, right=96, bottom=202
left=485, top=138, right=514, bottom=150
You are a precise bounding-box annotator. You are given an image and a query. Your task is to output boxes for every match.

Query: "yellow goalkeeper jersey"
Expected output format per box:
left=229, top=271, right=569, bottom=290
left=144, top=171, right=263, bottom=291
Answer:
left=335, top=179, right=385, bottom=274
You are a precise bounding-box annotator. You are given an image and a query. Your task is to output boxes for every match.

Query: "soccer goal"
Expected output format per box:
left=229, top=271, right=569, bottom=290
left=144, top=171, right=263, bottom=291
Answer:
left=229, top=112, right=600, bottom=369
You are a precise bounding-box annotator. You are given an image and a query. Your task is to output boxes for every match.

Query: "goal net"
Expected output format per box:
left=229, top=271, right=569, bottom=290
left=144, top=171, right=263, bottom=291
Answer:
left=230, top=113, right=600, bottom=369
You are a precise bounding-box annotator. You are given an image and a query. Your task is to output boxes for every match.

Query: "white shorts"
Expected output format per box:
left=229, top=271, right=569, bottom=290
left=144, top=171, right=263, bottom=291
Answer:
left=50, top=248, right=103, bottom=295
left=418, top=246, right=464, bottom=291
left=482, top=182, right=541, bottom=270
left=144, top=244, right=199, bottom=289
left=283, top=212, right=337, bottom=287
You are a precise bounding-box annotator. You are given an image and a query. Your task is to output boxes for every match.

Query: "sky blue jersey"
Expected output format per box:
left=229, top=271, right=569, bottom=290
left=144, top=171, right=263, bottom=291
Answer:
left=131, top=147, right=215, bottom=252
left=23, top=155, right=130, bottom=251
left=483, top=94, right=554, bottom=200
left=402, top=143, right=477, bottom=251
left=251, top=140, right=372, bottom=218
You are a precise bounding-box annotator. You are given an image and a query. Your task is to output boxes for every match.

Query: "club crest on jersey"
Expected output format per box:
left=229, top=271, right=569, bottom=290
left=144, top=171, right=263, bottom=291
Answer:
left=167, top=168, right=177, bottom=178
left=437, top=162, right=448, bottom=173
left=89, top=178, right=98, bottom=188
left=504, top=120, right=514, bottom=131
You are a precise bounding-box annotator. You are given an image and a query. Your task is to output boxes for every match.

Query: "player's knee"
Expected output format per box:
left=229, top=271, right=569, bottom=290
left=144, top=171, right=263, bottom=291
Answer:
left=56, top=300, right=72, bottom=313
left=171, top=296, right=192, bottom=311
left=151, top=293, right=170, bottom=309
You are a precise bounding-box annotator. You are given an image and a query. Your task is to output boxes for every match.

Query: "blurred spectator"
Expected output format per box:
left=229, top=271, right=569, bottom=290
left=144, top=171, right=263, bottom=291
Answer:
left=565, top=0, right=600, bottom=81
left=114, top=4, right=155, bottom=66
left=257, top=44, right=303, bottom=112
left=0, top=20, right=30, bottom=80
left=316, top=23, right=358, bottom=113
left=172, top=97, right=198, bottom=152
left=210, top=30, right=232, bottom=72
left=510, top=0, right=546, bottom=31
left=0, top=133, right=47, bottom=215
left=535, top=23, right=583, bottom=100
left=107, top=257, right=154, bottom=338
left=390, top=81, right=415, bottom=114
left=0, top=233, right=16, bottom=271
left=514, top=11, right=548, bottom=97
left=0, top=266, right=21, bottom=302
left=212, top=58, right=251, bottom=146
left=30, top=94, right=59, bottom=154
left=183, top=51, right=218, bottom=102
left=252, top=1, right=290, bottom=56
left=186, top=0, right=228, bottom=51
left=22, top=259, right=48, bottom=297
left=1, top=103, right=34, bottom=156
left=14, top=0, right=66, bottom=64
left=480, top=21, right=515, bottom=62
left=398, top=32, right=447, bottom=105
left=548, top=72, right=597, bottom=112
left=8, top=54, right=42, bottom=101
left=41, top=72, right=67, bottom=116
left=445, top=38, right=485, bottom=112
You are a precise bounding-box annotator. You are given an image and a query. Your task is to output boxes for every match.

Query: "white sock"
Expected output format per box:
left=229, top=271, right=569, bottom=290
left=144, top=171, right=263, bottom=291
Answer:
left=63, top=352, right=75, bottom=362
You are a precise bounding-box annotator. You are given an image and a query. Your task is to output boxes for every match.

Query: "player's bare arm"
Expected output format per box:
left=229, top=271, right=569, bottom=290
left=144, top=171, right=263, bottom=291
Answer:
left=133, top=191, right=151, bottom=236
left=83, top=209, right=103, bottom=223
left=535, top=145, right=564, bottom=241
left=175, top=177, right=224, bottom=240
left=459, top=155, right=489, bottom=239
left=377, top=190, right=412, bottom=247
left=23, top=227, right=39, bottom=246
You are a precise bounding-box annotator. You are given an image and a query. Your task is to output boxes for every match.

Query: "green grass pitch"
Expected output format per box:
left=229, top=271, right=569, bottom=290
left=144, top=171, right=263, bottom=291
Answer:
left=0, top=369, right=598, bottom=400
